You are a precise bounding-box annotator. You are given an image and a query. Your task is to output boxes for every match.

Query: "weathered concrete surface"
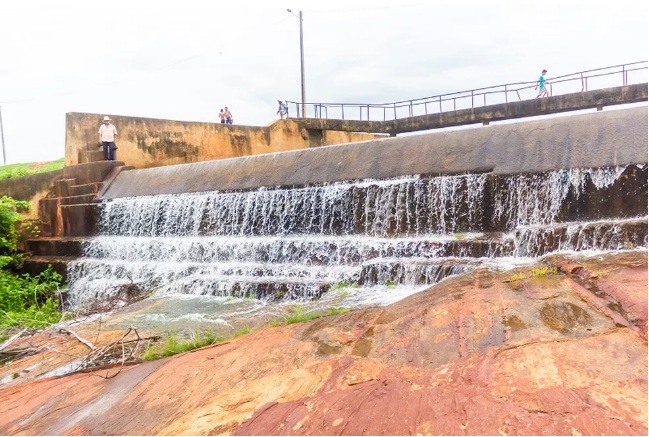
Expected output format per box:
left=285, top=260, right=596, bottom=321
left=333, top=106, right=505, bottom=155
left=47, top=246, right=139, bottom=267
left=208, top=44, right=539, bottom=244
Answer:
left=0, top=252, right=646, bottom=435
left=0, top=169, right=63, bottom=203
left=65, top=113, right=383, bottom=168
left=100, top=106, right=648, bottom=199
left=298, top=84, right=648, bottom=135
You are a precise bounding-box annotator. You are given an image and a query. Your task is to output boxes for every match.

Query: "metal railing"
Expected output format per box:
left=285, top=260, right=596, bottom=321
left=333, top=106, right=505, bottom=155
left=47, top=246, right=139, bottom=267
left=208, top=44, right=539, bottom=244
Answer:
left=287, top=61, right=647, bottom=121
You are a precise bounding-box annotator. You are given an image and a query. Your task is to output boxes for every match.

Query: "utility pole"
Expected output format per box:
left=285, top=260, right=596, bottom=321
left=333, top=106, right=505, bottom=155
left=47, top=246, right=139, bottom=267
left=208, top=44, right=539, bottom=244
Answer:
left=0, top=106, right=6, bottom=166
left=287, top=9, right=306, bottom=117
left=298, top=10, right=306, bottom=118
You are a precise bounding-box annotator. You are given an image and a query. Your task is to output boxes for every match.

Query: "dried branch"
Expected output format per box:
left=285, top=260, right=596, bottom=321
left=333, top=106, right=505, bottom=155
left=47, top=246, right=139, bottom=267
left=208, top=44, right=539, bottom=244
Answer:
left=0, top=328, right=28, bottom=352
left=59, top=327, right=95, bottom=350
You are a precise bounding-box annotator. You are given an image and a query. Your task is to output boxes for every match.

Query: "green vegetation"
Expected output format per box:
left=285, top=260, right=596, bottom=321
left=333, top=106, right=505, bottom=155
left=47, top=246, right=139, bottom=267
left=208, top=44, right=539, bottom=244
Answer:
left=454, top=232, right=466, bottom=240
left=0, top=158, right=65, bottom=180
left=508, top=265, right=559, bottom=283
left=329, top=281, right=359, bottom=291
left=285, top=305, right=323, bottom=325
left=232, top=325, right=251, bottom=337
left=0, top=196, right=64, bottom=332
left=270, top=304, right=350, bottom=327
left=142, top=330, right=226, bottom=361
left=530, top=266, right=558, bottom=277
left=508, top=271, right=527, bottom=282
left=326, top=307, right=350, bottom=317
left=142, top=325, right=253, bottom=361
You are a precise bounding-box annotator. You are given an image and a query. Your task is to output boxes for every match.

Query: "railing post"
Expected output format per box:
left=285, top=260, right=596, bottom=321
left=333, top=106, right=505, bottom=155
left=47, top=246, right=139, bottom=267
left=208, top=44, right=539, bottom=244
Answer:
left=341, top=104, right=345, bottom=120
left=425, top=102, right=428, bottom=115
left=367, top=105, right=370, bottom=121
left=471, top=90, right=474, bottom=109
left=483, top=93, right=486, bottom=106
left=393, top=103, right=397, bottom=120
left=359, top=106, right=362, bottom=121
left=581, top=73, right=585, bottom=92
left=453, top=97, right=456, bottom=111
left=383, top=107, right=386, bottom=121
left=409, top=101, right=413, bottom=117
left=622, top=65, right=626, bottom=86
left=516, top=90, right=521, bottom=101
left=505, top=85, right=508, bottom=103
left=439, top=96, right=443, bottom=113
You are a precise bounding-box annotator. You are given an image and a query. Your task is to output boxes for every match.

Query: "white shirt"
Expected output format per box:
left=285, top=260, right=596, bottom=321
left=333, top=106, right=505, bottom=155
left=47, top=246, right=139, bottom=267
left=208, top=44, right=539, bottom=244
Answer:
left=99, top=124, right=117, bottom=142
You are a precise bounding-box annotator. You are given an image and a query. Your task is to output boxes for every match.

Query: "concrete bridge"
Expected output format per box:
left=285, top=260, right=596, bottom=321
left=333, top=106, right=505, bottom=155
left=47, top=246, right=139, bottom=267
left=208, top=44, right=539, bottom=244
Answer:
left=295, top=84, right=648, bottom=136
left=289, top=61, right=648, bottom=136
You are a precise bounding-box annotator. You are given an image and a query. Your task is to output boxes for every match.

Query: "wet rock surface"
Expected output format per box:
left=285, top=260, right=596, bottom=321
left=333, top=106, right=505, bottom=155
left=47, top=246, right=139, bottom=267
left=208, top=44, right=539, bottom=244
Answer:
left=0, top=252, right=646, bottom=436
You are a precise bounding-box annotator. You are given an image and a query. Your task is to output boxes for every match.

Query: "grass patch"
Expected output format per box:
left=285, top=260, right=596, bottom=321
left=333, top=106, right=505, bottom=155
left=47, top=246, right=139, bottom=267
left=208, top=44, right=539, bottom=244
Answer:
left=508, top=271, right=527, bottom=282
left=454, top=232, right=466, bottom=240
left=232, top=325, right=251, bottom=337
left=141, top=325, right=255, bottom=361
left=270, top=304, right=351, bottom=327
left=326, top=307, right=350, bottom=316
left=329, top=281, right=359, bottom=291
left=284, top=305, right=321, bottom=325
left=0, top=158, right=65, bottom=180
left=142, top=330, right=226, bottom=361
left=530, top=266, right=558, bottom=277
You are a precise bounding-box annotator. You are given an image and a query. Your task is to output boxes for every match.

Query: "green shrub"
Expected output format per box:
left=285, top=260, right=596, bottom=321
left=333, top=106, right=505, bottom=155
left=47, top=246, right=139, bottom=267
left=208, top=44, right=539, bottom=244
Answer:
left=0, top=197, right=64, bottom=329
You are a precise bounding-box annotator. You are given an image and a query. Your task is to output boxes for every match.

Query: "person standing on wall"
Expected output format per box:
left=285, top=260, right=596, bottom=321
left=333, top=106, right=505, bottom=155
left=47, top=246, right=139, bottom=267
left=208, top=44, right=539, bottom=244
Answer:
left=535, top=69, right=549, bottom=98
left=98, top=116, right=118, bottom=161
left=224, top=107, right=233, bottom=125
left=277, top=100, right=289, bottom=119
left=218, top=108, right=226, bottom=124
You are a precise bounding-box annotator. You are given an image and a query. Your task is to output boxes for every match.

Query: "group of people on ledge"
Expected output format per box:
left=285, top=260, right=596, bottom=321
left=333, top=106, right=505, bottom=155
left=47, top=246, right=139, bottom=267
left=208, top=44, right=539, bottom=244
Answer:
left=218, top=107, right=234, bottom=124
left=97, top=70, right=550, bottom=161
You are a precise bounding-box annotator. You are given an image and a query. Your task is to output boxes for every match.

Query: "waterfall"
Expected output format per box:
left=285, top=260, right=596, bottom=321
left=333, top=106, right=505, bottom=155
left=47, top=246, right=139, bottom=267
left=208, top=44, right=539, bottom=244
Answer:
left=66, top=165, right=647, bottom=307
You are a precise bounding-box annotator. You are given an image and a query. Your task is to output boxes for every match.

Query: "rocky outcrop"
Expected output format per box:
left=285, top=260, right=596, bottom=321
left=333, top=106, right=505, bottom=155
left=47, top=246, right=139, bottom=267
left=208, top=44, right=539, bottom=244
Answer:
left=0, top=252, right=646, bottom=435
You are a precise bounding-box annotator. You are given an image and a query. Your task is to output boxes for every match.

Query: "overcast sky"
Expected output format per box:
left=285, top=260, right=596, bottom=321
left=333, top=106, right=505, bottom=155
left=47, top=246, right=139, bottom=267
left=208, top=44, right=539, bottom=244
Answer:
left=0, top=0, right=646, bottom=164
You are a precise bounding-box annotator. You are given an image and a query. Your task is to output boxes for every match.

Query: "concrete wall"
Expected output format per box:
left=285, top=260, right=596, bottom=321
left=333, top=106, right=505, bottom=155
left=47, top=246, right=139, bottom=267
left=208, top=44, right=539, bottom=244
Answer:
left=0, top=170, right=63, bottom=202
left=100, top=106, right=648, bottom=199
left=0, top=170, right=64, bottom=220
left=65, top=113, right=383, bottom=168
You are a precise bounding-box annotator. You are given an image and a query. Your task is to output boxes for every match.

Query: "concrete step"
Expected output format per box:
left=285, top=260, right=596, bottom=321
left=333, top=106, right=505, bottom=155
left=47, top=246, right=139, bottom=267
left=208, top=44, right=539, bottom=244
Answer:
left=59, top=194, right=99, bottom=205
left=21, top=256, right=77, bottom=282
left=78, top=149, right=106, bottom=164
left=26, top=237, right=85, bottom=257
left=70, top=182, right=103, bottom=196
left=54, top=178, right=77, bottom=197
left=62, top=161, right=125, bottom=185
left=61, top=203, right=99, bottom=237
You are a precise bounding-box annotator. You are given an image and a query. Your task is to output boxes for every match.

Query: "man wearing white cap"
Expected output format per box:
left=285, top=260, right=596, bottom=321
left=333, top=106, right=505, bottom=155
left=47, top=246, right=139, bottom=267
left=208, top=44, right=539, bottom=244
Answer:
left=98, top=116, right=118, bottom=161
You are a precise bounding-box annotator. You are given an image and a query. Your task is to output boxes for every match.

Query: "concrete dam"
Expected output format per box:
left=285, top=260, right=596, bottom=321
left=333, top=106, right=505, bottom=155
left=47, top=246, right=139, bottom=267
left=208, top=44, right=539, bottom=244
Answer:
left=64, top=107, right=647, bottom=313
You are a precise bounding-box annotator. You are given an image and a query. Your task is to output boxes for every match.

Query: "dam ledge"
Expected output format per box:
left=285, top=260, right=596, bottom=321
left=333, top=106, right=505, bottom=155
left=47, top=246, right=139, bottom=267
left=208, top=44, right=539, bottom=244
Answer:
left=98, top=106, right=648, bottom=199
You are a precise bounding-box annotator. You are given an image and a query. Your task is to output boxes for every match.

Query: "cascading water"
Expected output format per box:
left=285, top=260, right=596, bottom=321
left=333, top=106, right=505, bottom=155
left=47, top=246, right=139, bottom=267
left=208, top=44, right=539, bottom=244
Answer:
left=67, top=165, right=647, bottom=312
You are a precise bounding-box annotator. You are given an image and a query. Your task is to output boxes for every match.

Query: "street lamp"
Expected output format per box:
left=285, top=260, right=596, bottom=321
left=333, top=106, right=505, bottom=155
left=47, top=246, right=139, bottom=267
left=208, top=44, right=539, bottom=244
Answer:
left=287, top=9, right=306, bottom=118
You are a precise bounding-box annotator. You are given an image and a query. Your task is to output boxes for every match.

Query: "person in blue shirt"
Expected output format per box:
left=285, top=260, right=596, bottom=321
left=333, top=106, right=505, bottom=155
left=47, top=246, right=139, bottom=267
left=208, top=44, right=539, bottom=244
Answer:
left=535, top=69, right=549, bottom=98
left=277, top=100, right=289, bottom=119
